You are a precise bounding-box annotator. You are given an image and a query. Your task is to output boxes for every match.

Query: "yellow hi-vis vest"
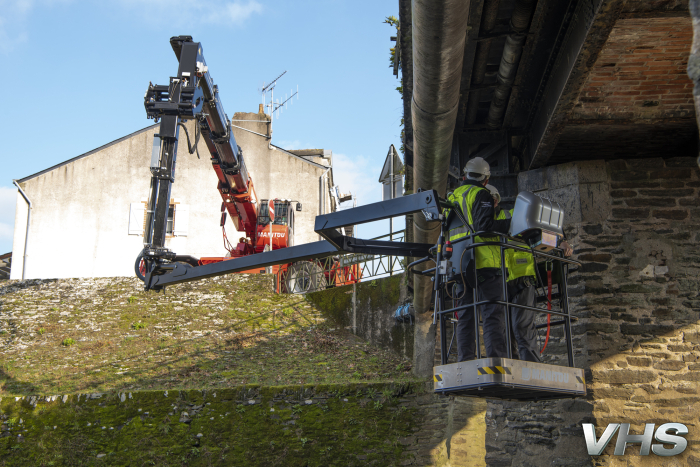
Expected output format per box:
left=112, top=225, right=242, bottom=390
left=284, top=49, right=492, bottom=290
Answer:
left=447, top=184, right=503, bottom=269
left=497, top=209, right=536, bottom=281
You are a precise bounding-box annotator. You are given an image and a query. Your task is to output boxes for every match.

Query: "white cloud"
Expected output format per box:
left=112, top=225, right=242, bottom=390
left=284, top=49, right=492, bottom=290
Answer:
left=218, top=0, right=263, bottom=24
left=0, top=0, right=75, bottom=54
left=116, top=0, right=263, bottom=25
left=0, top=0, right=262, bottom=53
left=0, top=1, right=32, bottom=53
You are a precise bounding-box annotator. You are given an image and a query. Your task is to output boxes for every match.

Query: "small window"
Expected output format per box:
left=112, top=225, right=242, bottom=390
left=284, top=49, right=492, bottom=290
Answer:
left=166, top=205, right=174, bottom=236
left=138, top=201, right=188, bottom=237
left=129, top=203, right=145, bottom=235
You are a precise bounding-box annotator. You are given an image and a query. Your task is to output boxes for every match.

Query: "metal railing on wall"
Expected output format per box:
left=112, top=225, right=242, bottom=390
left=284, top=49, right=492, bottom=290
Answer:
left=276, top=230, right=406, bottom=294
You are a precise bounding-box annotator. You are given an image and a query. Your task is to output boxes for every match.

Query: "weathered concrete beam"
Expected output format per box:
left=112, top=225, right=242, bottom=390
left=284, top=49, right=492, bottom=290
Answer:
left=526, top=0, right=627, bottom=170
left=454, top=0, right=489, bottom=131
left=621, top=0, right=689, bottom=18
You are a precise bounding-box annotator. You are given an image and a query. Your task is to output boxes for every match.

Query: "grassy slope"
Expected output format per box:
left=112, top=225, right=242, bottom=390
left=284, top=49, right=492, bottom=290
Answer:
left=0, top=275, right=415, bottom=396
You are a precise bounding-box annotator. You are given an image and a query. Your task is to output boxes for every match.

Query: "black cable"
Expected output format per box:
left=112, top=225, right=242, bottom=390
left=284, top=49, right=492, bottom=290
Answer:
left=445, top=247, right=468, bottom=301
left=177, top=122, right=201, bottom=159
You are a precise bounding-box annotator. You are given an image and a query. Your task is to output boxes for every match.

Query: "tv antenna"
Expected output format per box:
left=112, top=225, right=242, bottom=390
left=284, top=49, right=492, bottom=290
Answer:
left=260, top=71, right=299, bottom=133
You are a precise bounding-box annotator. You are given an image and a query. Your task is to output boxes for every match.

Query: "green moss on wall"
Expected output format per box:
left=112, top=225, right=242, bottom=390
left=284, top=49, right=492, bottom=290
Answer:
left=307, top=275, right=412, bottom=360
left=355, top=276, right=402, bottom=311
left=0, top=383, right=423, bottom=466
left=305, top=284, right=353, bottom=327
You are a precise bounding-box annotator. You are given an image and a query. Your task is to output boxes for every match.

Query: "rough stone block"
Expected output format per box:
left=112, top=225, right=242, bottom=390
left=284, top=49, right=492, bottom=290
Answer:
left=680, top=198, right=700, bottom=206
left=579, top=263, right=610, bottom=273
left=665, top=372, right=700, bottom=382
left=656, top=168, right=693, bottom=179
left=620, top=323, right=673, bottom=335
left=611, top=312, right=637, bottom=322
left=593, top=369, right=657, bottom=384
left=589, top=388, right=634, bottom=399
left=626, top=356, right=652, bottom=366
left=586, top=323, right=618, bottom=333
left=581, top=224, right=603, bottom=235
left=610, top=189, right=637, bottom=198
left=639, top=188, right=694, bottom=197
left=626, top=198, right=676, bottom=207
left=611, top=207, right=650, bottom=218
left=665, top=157, right=699, bottom=168
left=578, top=253, right=612, bottom=262
left=618, top=283, right=662, bottom=294
left=653, top=360, right=686, bottom=371
left=584, top=235, right=623, bottom=247
left=607, top=159, right=627, bottom=170
left=627, top=158, right=665, bottom=169
left=610, top=170, right=649, bottom=181
left=485, top=455, right=513, bottom=467
left=611, top=180, right=660, bottom=189
left=652, top=209, right=689, bottom=220
left=518, top=160, right=610, bottom=223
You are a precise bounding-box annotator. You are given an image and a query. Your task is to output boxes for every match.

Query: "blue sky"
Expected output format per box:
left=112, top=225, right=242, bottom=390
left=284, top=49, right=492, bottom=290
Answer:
left=0, top=0, right=405, bottom=254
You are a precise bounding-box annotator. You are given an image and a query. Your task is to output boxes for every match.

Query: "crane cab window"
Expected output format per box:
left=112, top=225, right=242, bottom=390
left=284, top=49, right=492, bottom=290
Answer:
left=258, top=200, right=293, bottom=226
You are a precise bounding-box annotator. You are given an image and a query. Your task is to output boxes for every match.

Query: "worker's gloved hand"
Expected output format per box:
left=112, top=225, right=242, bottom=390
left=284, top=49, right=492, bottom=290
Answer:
left=560, top=241, right=573, bottom=257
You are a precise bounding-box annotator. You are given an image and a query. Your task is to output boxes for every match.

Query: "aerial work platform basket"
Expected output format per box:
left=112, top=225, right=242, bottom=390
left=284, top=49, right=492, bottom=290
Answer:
left=410, top=191, right=586, bottom=402
left=433, top=358, right=585, bottom=401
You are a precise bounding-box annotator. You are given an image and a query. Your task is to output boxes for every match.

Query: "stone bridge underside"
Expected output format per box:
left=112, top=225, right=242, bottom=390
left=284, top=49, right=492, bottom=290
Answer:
left=398, top=0, right=700, bottom=465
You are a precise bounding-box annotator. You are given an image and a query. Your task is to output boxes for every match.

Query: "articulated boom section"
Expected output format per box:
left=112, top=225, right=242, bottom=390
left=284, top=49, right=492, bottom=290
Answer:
left=143, top=35, right=259, bottom=252
left=140, top=190, right=443, bottom=290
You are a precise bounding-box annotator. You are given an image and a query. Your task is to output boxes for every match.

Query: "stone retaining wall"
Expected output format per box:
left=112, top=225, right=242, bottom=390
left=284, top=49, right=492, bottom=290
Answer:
left=0, top=383, right=485, bottom=466
left=307, top=275, right=414, bottom=360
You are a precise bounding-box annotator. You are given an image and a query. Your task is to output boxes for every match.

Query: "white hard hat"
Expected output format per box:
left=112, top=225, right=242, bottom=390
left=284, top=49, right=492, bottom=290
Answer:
left=485, top=184, right=500, bottom=203
left=464, top=157, right=491, bottom=181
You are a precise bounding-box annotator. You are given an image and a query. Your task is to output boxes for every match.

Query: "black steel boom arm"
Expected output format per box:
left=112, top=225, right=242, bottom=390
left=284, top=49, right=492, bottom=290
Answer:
left=142, top=190, right=442, bottom=290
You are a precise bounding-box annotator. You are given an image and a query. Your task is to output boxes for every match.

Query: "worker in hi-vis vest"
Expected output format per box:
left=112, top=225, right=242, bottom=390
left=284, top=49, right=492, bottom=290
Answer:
left=487, top=185, right=574, bottom=362
left=448, top=157, right=511, bottom=361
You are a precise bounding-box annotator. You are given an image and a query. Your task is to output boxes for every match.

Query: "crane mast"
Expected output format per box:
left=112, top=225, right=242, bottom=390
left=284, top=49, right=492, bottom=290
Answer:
left=142, top=35, right=258, bottom=266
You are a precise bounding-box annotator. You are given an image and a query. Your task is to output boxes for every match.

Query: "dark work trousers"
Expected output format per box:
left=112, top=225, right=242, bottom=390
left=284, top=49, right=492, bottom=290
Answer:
left=508, top=277, right=541, bottom=362
left=454, top=268, right=508, bottom=361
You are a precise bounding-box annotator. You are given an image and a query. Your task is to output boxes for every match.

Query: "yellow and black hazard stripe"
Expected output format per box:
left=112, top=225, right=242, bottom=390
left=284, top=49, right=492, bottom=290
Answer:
left=576, top=376, right=585, bottom=384
left=433, top=374, right=443, bottom=382
left=477, top=366, right=511, bottom=375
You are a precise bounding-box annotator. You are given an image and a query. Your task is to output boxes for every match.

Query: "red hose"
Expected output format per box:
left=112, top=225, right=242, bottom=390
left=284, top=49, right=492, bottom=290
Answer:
left=541, top=266, right=553, bottom=354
